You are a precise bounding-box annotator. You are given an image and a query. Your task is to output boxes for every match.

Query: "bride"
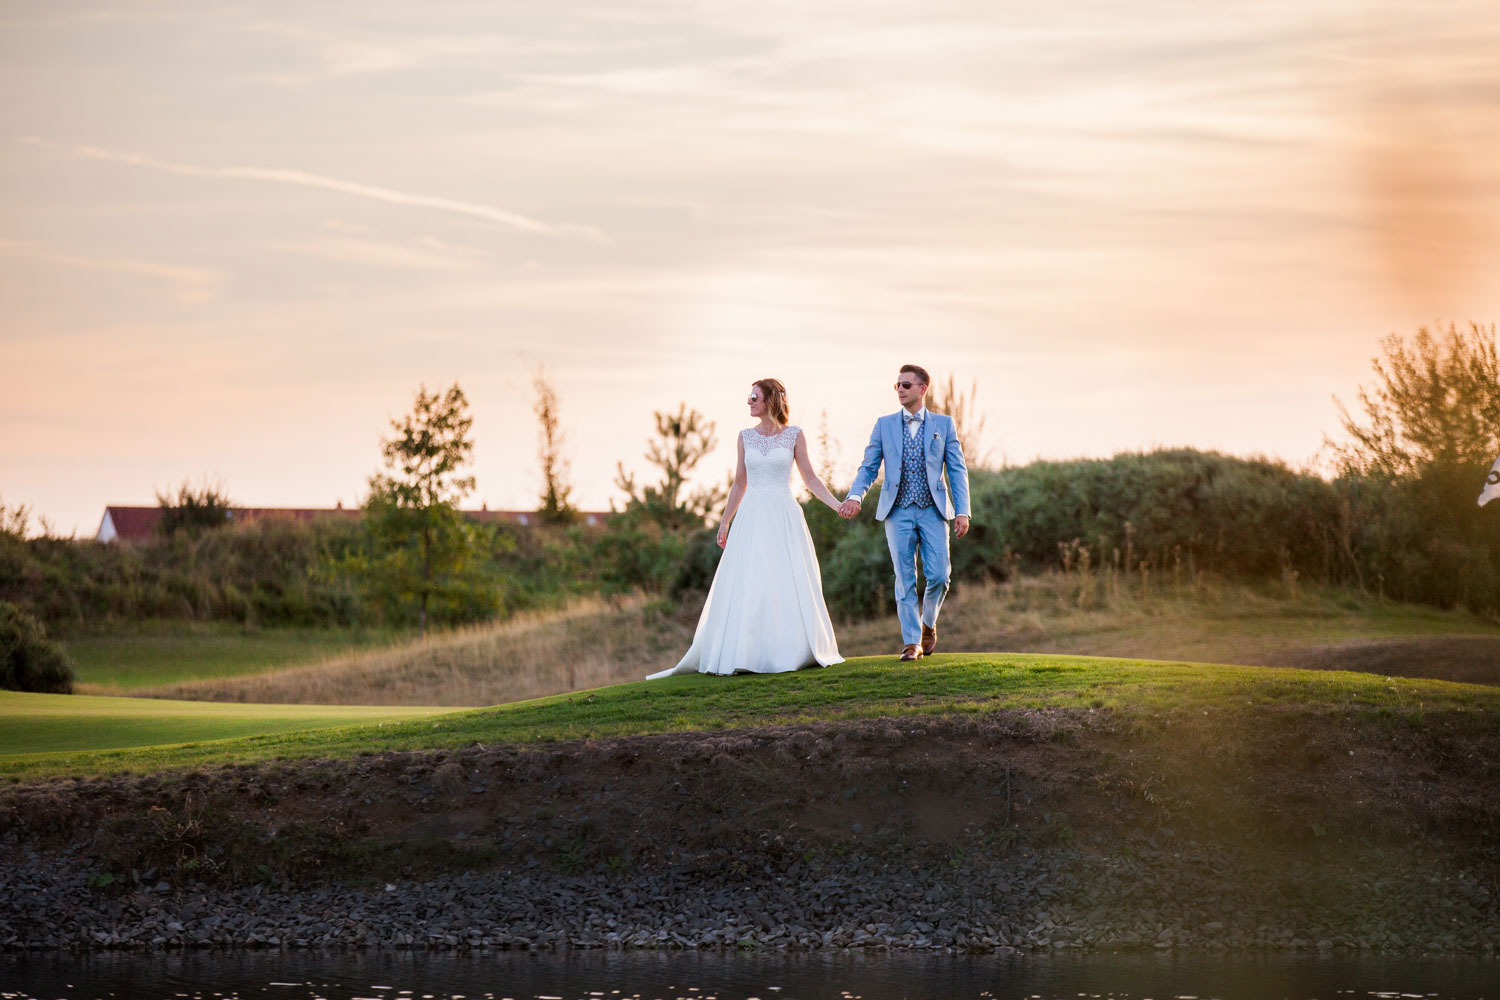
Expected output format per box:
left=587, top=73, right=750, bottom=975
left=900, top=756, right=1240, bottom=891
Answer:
left=648, top=378, right=845, bottom=677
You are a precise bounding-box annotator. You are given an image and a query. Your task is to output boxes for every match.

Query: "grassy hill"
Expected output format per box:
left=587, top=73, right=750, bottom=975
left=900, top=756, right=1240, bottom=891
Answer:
left=4, top=650, right=1496, bottom=782
left=7, top=578, right=1497, bottom=955
left=83, top=578, right=1500, bottom=709
left=4, top=648, right=1496, bottom=956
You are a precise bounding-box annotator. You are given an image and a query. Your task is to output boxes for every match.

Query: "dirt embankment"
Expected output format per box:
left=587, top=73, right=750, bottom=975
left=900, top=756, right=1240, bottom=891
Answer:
left=2, top=705, right=1498, bottom=952
left=1252, top=637, right=1500, bottom=686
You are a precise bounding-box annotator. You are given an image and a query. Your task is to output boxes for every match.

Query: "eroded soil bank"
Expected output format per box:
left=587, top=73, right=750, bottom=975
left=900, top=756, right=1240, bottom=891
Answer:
left=2, top=705, right=1497, bottom=953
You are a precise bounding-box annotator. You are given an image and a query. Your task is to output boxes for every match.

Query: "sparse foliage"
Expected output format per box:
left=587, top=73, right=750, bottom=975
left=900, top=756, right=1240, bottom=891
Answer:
left=0, top=498, right=30, bottom=539
left=155, top=480, right=232, bottom=537
left=614, top=403, right=727, bottom=531
left=1330, top=322, right=1500, bottom=478
left=533, top=368, right=577, bottom=524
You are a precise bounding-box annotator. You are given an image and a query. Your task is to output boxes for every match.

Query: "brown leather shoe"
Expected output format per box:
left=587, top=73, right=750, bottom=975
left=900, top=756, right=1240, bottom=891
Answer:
left=921, top=625, right=937, bottom=656
left=899, top=643, right=922, bottom=662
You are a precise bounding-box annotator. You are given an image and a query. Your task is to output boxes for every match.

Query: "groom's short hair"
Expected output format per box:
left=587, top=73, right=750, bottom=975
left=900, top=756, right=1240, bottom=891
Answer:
left=899, top=364, right=930, bottom=386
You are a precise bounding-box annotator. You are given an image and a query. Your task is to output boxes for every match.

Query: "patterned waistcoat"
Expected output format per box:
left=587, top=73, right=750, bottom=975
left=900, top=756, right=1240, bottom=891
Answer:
left=895, top=416, right=934, bottom=508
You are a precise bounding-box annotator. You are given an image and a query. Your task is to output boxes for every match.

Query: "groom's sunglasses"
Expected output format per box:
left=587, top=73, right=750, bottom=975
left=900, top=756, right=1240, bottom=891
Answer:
left=894, top=381, right=917, bottom=390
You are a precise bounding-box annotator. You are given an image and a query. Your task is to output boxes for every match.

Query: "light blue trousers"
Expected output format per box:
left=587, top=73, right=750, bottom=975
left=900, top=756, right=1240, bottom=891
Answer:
left=883, top=504, right=951, bottom=646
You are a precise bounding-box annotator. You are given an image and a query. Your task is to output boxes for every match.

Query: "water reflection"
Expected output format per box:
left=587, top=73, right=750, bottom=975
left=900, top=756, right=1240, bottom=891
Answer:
left=2, top=950, right=1495, bottom=1000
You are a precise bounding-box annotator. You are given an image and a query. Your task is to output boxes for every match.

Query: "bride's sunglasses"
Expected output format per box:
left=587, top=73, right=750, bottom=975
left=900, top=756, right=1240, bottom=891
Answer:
left=747, top=394, right=762, bottom=403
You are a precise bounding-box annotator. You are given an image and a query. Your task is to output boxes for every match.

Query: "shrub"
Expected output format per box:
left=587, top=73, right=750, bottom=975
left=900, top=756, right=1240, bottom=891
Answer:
left=0, top=518, right=379, bottom=628
left=963, top=450, right=1345, bottom=583
left=0, top=600, right=74, bottom=693
left=583, top=514, right=689, bottom=594
left=670, top=528, right=723, bottom=597
left=820, top=490, right=899, bottom=622
left=800, top=450, right=1482, bottom=622
left=1337, top=468, right=1500, bottom=612
left=1328, top=322, right=1500, bottom=612
left=155, top=481, right=232, bottom=538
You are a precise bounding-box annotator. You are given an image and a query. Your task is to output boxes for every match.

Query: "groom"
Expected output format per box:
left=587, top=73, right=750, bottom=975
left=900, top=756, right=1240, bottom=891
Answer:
left=839, top=365, right=971, bottom=662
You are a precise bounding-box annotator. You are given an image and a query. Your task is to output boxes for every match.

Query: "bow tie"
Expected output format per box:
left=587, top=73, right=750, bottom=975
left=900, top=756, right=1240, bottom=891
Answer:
left=903, top=412, right=922, bottom=425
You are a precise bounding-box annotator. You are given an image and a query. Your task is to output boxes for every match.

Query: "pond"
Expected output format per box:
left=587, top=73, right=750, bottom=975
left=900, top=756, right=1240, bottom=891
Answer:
left=3, top=950, right=1496, bottom=1000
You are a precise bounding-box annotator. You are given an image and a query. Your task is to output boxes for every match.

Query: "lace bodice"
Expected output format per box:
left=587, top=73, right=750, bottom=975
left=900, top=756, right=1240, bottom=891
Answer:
left=742, top=425, right=800, bottom=490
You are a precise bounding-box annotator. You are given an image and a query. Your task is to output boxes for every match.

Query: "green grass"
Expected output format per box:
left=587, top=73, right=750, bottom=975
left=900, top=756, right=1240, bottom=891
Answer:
left=0, top=691, right=447, bottom=757
left=5, top=651, right=1497, bottom=782
left=58, top=622, right=401, bottom=691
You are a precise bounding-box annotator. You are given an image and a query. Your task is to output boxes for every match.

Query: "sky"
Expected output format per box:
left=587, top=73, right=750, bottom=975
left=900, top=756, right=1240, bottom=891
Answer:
left=3, top=0, right=1499, bottom=536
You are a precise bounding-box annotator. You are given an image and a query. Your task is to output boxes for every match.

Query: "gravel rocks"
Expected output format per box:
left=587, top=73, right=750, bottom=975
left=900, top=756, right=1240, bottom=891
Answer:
left=2, top=839, right=1496, bottom=955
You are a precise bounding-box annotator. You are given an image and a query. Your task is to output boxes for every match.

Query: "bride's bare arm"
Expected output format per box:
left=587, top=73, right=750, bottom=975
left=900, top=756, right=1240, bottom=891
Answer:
left=716, top=434, right=748, bottom=547
left=793, top=430, right=843, bottom=511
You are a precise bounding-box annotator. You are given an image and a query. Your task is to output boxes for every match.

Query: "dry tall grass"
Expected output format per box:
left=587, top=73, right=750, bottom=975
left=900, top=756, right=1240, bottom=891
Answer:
left=137, top=575, right=1500, bottom=707
left=139, top=597, right=694, bottom=706
left=838, top=573, right=1500, bottom=680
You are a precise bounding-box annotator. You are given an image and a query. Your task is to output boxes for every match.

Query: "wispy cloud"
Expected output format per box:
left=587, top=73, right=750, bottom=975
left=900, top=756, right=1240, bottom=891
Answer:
left=272, top=235, right=487, bottom=273
left=18, top=138, right=607, bottom=243
left=0, top=239, right=221, bottom=303
left=238, top=18, right=601, bottom=84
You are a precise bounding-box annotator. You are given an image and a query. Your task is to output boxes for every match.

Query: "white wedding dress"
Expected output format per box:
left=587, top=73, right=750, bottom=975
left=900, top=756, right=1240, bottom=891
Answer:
left=648, top=426, right=844, bottom=677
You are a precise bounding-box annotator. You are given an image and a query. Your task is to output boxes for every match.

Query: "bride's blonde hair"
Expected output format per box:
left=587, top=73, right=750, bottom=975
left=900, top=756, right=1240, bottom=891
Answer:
left=753, top=378, right=790, bottom=426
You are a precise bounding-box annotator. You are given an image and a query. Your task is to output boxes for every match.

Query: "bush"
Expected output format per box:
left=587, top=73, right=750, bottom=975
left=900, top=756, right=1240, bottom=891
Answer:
left=966, top=450, right=1345, bottom=582
left=821, top=515, right=898, bottom=621
left=1338, top=466, right=1500, bottom=612
left=1328, top=322, right=1500, bottom=613
left=670, top=528, right=723, bottom=597
left=582, top=514, right=689, bottom=594
left=5, top=446, right=1493, bottom=632
left=155, top=481, right=232, bottom=538
left=0, top=600, right=74, bottom=693
left=800, top=449, right=1483, bottom=623
left=0, top=518, right=379, bottom=628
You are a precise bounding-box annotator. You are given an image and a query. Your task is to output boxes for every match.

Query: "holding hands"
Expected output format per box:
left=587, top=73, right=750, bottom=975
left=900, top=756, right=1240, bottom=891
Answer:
left=837, top=498, right=967, bottom=535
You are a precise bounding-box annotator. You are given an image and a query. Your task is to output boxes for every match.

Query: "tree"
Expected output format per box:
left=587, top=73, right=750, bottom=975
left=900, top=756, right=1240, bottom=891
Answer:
left=363, top=383, right=482, bottom=636
left=927, top=374, right=993, bottom=467
left=533, top=368, right=577, bottom=524
left=1330, top=322, right=1500, bottom=478
left=1328, top=322, right=1500, bottom=610
left=155, top=480, right=232, bottom=537
left=815, top=408, right=841, bottom=491
left=614, top=403, right=727, bottom=531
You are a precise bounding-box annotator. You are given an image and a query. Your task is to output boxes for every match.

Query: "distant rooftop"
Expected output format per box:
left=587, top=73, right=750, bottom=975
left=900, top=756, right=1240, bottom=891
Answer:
left=95, top=504, right=612, bottom=543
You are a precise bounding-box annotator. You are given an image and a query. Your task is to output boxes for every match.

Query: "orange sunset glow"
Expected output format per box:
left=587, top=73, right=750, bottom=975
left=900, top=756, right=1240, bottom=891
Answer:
left=3, top=0, right=1499, bottom=534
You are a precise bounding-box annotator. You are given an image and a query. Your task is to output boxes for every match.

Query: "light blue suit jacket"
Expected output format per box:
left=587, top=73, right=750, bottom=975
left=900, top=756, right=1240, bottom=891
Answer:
left=847, top=409, right=971, bottom=522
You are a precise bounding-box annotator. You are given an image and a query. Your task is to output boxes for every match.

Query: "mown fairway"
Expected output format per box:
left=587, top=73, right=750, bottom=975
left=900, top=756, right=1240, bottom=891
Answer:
left=58, top=623, right=400, bottom=692
left=5, top=651, right=1497, bottom=782
left=0, top=690, right=448, bottom=759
